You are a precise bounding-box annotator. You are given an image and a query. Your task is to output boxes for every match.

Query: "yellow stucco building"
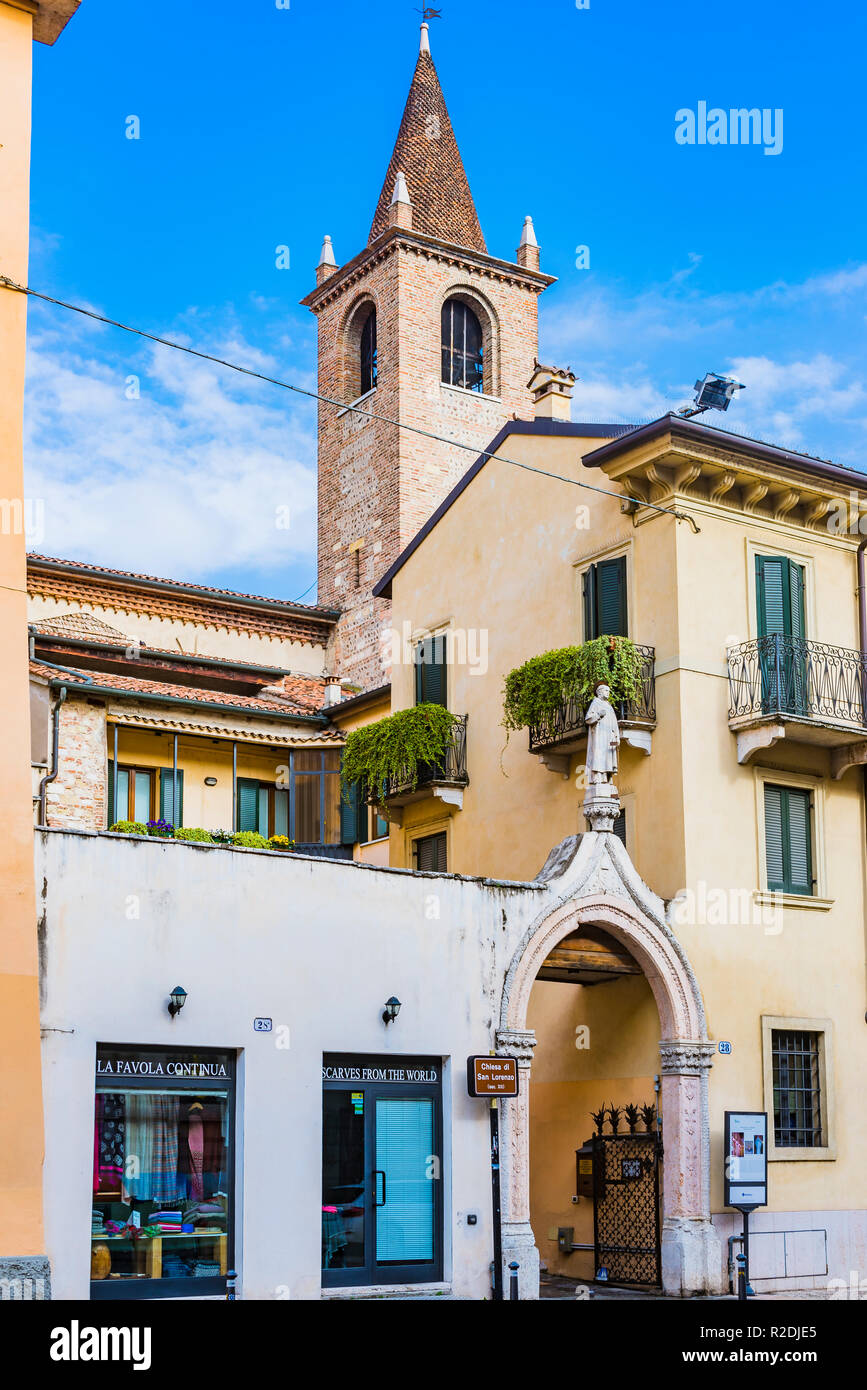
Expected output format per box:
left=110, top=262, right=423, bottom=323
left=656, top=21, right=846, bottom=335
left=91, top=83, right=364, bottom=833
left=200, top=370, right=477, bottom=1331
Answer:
left=372, top=396, right=867, bottom=1290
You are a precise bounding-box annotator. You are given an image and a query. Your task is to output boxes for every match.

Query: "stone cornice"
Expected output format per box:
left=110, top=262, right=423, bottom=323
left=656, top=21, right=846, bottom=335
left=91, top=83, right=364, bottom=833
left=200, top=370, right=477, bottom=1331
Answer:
left=302, top=227, right=554, bottom=313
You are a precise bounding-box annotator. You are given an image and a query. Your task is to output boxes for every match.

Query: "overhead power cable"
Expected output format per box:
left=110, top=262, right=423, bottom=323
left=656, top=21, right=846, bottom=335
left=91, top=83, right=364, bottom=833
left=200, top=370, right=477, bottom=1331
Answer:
left=0, top=274, right=700, bottom=534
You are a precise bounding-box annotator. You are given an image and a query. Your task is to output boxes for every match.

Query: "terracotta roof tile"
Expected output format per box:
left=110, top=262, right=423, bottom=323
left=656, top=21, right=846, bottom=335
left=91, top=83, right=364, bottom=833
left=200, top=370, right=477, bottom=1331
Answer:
left=31, top=612, right=129, bottom=643
left=29, top=659, right=331, bottom=721
left=27, top=553, right=336, bottom=617
left=368, top=50, right=486, bottom=252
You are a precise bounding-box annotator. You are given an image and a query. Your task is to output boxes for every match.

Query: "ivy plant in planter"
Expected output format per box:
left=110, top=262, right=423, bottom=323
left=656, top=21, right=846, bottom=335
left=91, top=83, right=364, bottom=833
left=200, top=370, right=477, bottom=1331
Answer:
left=341, top=703, right=460, bottom=799
left=502, top=636, right=644, bottom=734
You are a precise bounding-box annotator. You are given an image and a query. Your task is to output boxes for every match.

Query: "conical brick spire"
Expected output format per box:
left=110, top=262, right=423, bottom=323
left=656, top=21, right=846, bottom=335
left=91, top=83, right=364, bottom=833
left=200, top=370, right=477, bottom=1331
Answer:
left=368, top=26, right=486, bottom=252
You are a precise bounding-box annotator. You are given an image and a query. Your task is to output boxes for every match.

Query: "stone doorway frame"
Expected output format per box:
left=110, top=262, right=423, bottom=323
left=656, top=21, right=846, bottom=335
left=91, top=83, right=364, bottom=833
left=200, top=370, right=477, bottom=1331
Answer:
left=495, top=891, right=722, bottom=1298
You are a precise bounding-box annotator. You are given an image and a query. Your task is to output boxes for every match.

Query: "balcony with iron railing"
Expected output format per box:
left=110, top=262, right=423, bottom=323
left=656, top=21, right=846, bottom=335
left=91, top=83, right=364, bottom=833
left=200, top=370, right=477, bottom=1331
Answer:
left=727, top=635, right=867, bottom=770
left=528, top=645, right=657, bottom=773
left=365, top=714, right=469, bottom=815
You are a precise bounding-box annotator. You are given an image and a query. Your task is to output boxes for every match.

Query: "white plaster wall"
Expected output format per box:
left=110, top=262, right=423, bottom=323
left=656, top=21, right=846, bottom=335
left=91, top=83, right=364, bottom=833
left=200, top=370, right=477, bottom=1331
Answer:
left=36, top=829, right=544, bottom=1301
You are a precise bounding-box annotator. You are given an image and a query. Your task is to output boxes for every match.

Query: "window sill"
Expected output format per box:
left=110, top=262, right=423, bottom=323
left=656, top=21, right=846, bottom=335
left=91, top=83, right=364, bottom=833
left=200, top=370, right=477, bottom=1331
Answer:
left=321, top=1281, right=452, bottom=1300
left=440, top=382, right=501, bottom=405
left=768, top=1145, right=837, bottom=1162
left=337, top=387, right=377, bottom=419
left=753, top=890, right=834, bottom=912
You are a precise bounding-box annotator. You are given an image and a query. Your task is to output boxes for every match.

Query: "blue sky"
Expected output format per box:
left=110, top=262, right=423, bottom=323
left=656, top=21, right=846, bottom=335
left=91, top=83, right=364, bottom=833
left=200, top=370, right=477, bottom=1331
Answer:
left=22, top=0, right=867, bottom=601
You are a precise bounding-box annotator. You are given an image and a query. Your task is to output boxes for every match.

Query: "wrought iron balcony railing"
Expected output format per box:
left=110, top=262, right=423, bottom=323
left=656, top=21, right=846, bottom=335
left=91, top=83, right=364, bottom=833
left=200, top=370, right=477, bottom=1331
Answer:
left=727, top=635, right=867, bottom=729
left=367, top=715, right=469, bottom=802
left=528, top=646, right=657, bottom=754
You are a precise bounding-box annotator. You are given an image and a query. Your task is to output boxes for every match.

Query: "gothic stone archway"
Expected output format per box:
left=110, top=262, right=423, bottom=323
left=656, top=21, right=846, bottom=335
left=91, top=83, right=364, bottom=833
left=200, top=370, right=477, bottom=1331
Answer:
left=495, top=835, right=723, bottom=1298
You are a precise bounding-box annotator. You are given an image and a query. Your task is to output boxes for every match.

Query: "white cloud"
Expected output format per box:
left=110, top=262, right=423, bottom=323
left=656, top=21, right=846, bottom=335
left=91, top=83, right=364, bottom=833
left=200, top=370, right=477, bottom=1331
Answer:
left=23, top=308, right=318, bottom=582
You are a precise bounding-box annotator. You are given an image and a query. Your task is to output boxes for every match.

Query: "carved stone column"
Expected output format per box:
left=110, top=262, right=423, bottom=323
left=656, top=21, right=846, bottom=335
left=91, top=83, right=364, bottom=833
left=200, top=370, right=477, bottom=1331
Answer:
left=494, top=1028, right=539, bottom=1299
left=658, top=1039, right=723, bottom=1295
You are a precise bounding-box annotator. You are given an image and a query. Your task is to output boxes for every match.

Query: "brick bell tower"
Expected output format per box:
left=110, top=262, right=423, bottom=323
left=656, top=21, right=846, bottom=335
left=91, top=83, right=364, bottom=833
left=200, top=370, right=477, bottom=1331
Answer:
left=302, top=22, right=554, bottom=691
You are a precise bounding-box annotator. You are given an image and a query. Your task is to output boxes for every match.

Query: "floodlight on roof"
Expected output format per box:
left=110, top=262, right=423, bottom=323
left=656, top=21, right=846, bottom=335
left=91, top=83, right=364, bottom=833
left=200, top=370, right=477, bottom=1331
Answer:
left=678, top=372, right=746, bottom=418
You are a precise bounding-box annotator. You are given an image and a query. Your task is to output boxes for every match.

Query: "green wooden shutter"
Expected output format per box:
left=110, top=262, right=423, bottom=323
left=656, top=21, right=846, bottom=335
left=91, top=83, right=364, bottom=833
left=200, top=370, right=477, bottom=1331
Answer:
left=583, top=565, right=597, bottom=639
left=159, top=768, right=184, bottom=827
left=584, top=558, right=627, bottom=638
left=765, top=784, right=813, bottom=895
left=236, top=777, right=260, bottom=832
left=756, top=555, right=804, bottom=638
left=415, top=831, right=447, bottom=872
left=785, top=789, right=812, bottom=893
left=340, top=778, right=365, bottom=845
left=764, top=785, right=785, bottom=888
left=597, top=557, right=627, bottom=636
left=415, top=635, right=447, bottom=707
left=107, top=759, right=115, bottom=825
left=789, top=562, right=806, bottom=640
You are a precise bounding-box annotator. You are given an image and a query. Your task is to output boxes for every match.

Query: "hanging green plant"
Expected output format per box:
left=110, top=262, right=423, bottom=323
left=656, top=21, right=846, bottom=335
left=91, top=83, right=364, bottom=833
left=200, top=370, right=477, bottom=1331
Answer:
left=341, top=703, right=460, bottom=799
left=502, top=636, right=644, bottom=733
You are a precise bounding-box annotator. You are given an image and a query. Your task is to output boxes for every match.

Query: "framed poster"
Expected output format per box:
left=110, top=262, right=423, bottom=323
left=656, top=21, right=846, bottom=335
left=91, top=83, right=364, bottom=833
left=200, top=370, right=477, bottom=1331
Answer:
left=724, top=1110, right=768, bottom=1210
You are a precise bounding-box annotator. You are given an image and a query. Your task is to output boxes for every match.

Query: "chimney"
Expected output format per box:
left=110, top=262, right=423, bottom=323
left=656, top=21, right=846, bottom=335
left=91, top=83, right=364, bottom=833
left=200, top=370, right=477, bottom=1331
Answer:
left=526, top=360, right=577, bottom=422
left=316, top=234, right=338, bottom=286
left=516, top=215, right=540, bottom=272
left=324, top=677, right=343, bottom=707
left=388, top=171, right=414, bottom=231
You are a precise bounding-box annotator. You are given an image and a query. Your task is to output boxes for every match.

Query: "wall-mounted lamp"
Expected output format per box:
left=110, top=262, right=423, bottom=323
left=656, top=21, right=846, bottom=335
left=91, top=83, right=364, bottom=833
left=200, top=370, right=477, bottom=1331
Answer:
left=168, top=985, right=187, bottom=1020
left=204, top=776, right=218, bottom=786
left=382, top=996, right=401, bottom=1026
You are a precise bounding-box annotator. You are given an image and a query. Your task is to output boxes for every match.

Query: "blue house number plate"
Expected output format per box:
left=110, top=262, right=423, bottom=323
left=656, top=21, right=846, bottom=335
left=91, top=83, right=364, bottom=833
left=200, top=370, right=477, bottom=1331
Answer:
left=253, top=1017, right=273, bottom=1032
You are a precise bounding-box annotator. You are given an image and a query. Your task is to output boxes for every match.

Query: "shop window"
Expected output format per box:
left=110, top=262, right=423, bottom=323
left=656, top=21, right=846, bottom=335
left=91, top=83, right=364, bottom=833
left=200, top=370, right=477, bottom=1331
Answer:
left=322, top=1053, right=443, bottom=1287
left=91, top=1046, right=234, bottom=1299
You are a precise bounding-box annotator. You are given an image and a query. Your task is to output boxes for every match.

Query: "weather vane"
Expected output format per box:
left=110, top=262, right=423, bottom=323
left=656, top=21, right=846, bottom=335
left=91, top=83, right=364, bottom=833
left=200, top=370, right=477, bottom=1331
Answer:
left=416, top=7, right=443, bottom=18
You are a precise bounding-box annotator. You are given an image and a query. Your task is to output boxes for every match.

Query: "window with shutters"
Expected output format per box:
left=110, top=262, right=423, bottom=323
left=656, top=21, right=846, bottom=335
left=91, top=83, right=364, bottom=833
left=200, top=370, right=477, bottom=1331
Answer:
left=763, top=783, right=814, bottom=895
left=237, top=751, right=341, bottom=843
left=755, top=554, right=806, bottom=640
left=107, top=763, right=155, bottom=825
left=412, top=832, right=447, bottom=873
left=415, top=634, right=447, bottom=708
left=583, top=556, right=628, bottom=639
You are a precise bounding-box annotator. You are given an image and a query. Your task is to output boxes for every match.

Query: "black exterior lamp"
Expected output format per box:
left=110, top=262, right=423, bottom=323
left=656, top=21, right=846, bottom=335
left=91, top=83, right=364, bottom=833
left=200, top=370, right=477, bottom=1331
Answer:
left=382, top=996, right=401, bottom=1026
left=168, top=986, right=187, bottom=1020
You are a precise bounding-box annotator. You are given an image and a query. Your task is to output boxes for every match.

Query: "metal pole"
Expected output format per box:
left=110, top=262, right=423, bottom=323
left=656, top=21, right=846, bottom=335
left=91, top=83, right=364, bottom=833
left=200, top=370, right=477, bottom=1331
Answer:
left=172, top=732, right=178, bottom=828
left=112, top=722, right=118, bottom=825
left=736, top=1250, right=747, bottom=1301
left=743, top=1208, right=751, bottom=1297
left=509, top=1260, right=519, bottom=1301
left=490, top=1101, right=503, bottom=1301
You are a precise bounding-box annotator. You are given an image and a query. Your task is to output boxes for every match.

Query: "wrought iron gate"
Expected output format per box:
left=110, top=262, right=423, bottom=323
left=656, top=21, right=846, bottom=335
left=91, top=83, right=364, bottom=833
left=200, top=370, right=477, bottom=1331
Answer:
left=592, top=1130, right=661, bottom=1286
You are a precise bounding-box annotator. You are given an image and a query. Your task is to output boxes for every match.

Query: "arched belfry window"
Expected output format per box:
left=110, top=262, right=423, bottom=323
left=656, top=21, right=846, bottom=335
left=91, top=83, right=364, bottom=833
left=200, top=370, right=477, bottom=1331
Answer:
left=441, top=298, right=484, bottom=393
left=360, top=309, right=377, bottom=395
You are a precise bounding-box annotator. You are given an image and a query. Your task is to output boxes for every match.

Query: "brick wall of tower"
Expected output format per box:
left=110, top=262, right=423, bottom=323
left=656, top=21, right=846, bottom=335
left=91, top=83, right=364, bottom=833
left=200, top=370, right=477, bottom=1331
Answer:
left=312, top=237, right=544, bottom=691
